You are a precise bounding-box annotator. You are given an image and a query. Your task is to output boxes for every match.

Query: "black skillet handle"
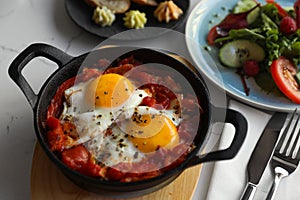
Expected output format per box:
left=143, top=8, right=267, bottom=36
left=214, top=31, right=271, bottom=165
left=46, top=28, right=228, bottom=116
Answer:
left=186, top=108, right=248, bottom=167
left=8, top=43, right=74, bottom=109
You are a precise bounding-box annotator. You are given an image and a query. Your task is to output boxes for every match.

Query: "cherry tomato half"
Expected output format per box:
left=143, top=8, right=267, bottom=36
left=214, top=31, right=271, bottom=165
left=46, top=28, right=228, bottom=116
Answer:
left=270, top=57, right=300, bottom=103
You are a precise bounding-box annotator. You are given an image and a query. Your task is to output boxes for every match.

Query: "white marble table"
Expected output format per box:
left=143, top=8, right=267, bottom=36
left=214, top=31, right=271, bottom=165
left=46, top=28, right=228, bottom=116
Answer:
left=0, top=1, right=105, bottom=199
left=0, top=0, right=298, bottom=200
left=0, top=0, right=196, bottom=199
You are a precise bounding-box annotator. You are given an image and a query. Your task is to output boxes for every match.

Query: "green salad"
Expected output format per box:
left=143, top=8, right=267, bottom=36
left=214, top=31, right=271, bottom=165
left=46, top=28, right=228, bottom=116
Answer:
left=207, top=0, right=300, bottom=103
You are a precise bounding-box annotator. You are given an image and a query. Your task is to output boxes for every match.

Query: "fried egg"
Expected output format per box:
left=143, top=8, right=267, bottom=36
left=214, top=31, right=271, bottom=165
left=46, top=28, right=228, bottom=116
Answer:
left=85, top=105, right=182, bottom=166
left=60, top=73, right=149, bottom=147
left=60, top=72, right=182, bottom=167
left=117, top=106, right=181, bottom=153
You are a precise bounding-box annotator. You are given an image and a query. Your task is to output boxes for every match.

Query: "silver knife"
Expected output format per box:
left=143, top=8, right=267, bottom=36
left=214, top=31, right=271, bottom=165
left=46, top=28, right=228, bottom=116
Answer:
left=240, top=112, right=288, bottom=200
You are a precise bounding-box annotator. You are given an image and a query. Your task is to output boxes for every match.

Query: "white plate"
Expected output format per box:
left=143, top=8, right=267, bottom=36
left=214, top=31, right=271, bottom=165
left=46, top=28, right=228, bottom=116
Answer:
left=185, top=0, right=298, bottom=112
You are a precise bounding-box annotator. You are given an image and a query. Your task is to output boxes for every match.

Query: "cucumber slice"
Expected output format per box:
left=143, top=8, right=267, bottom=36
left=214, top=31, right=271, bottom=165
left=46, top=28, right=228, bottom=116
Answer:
left=233, top=0, right=257, bottom=13
left=247, top=7, right=260, bottom=24
left=219, top=40, right=265, bottom=68
left=233, top=0, right=260, bottom=24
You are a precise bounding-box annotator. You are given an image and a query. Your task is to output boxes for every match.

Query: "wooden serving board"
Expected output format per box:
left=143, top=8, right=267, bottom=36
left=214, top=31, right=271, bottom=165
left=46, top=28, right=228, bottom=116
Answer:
left=31, top=143, right=202, bottom=200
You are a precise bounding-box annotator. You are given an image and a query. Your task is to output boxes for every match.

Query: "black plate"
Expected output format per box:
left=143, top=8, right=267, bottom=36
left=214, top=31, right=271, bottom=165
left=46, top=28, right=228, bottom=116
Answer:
left=65, top=0, right=189, bottom=39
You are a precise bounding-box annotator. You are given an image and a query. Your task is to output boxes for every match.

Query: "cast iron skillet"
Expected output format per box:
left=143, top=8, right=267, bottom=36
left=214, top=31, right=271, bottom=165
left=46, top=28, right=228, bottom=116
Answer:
left=8, top=43, right=247, bottom=198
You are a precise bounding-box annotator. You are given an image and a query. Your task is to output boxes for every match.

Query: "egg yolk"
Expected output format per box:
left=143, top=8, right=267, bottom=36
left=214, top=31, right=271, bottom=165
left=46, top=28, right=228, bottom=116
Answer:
left=86, top=73, right=134, bottom=108
left=127, top=115, right=179, bottom=153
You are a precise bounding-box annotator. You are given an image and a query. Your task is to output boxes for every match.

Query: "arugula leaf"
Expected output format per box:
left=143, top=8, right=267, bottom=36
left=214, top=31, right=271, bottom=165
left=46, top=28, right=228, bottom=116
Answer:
left=261, top=13, right=278, bottom=30
left=229, top=28, right=266, bottom=41
left=214, top=28, right=265, bottom=44
left=212, top=0, right=300, bottom=68
left=265, top=28, right=280, bottom=65
left=261, top=3, right=281, bottom=24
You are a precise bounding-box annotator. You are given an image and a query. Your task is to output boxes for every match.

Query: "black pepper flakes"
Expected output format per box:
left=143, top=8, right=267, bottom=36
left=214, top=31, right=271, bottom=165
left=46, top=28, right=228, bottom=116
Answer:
left=213, top=13, right=219, bottom=18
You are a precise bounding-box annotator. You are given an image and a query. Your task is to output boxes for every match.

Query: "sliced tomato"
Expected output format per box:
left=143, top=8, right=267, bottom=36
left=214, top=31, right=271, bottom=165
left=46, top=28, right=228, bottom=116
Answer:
left=61, top=145, right=89, bottom=170
left=46, top=117, right=65, bottom=151
left=47, top=77, right=75, bottom=119
left=80, top=161, right=102, bottom=177
left=46, top=116, right=61, bottom=129
left=270, top=57, right=300, bottom=103
left=207, top=25, right=218, bottom=45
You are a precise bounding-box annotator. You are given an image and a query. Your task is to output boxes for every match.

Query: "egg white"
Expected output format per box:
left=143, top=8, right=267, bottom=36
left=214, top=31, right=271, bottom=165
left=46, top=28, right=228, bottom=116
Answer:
left=118, top=105, right=182, bottom=126
left=86, top=125, right=145, bottom=167
left=60, top=77, right=149, bottom=147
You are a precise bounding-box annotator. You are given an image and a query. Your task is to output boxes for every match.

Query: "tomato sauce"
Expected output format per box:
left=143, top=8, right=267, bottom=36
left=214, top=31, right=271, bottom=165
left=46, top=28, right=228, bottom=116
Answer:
left=45, top=56, right=201, bottom=181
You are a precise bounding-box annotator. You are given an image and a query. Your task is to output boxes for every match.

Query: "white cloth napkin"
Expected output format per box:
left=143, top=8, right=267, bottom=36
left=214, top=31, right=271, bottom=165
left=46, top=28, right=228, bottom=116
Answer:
left=204, top=100, right=300, bottom=200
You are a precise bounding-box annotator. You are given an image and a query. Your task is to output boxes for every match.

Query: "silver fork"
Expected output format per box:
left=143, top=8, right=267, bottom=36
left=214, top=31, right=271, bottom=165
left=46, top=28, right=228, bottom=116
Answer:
left=266, top=109, right=300, bottom=200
